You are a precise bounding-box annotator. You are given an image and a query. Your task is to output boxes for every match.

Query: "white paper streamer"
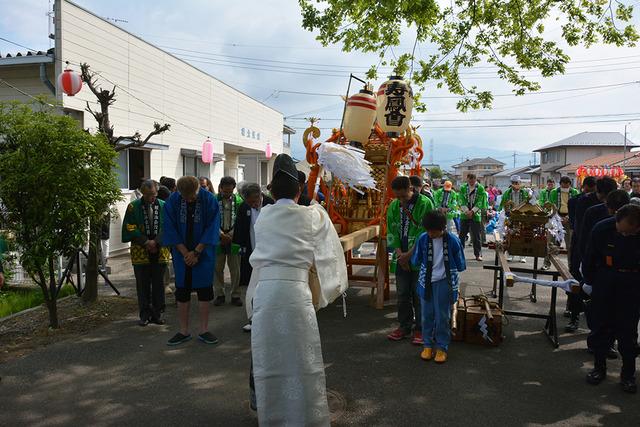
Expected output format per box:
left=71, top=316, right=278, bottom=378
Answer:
left=504, top=272, right=579, bottom=293
left=316, top=142, right=377, bottom=192
left=546, top=213, right=566, bottom=244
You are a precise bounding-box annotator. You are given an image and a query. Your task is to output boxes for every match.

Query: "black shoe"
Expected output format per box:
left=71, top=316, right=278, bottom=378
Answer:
left=138, top=319, right=149, bottom=327
left=198, top=332, right=219, bottom=345
left=565, top=319, right=579, bottom=333
left=214, top=296, right=225, bottom=306
left=607, top=347, right=618, bottom=360
left=621, top=377, right=637, bottom=394
left=231, top=297, right=243, bottom=307
left=167, top=332, right=192, bottom=346
left=150, top=317, right=165, bottom=325
left=586, top=369, right=607, bottom=385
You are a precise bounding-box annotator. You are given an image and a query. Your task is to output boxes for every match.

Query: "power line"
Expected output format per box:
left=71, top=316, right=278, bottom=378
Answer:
left=286, top=111, right=640, bottom=122
left=289, top=116, right=640, bottom=130
left=0, top=37, right=39, bottom=53
left=276, top=81, right=639, bottom=99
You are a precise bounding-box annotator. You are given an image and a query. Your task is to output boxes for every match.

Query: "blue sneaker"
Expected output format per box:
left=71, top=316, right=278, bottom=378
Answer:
left=198, top=332, right=219, bottom=345
left=167, top=332, right=191, bottom=346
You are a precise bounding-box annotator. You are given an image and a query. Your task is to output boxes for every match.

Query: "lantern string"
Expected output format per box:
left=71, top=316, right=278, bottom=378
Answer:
left=0, top=77, right=55, bottom=107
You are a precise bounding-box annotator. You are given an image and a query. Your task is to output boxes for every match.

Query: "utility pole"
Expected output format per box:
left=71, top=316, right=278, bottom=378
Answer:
left=623, top=123, right=629, bottom=171
left=513, top=151, right=517, bottom=168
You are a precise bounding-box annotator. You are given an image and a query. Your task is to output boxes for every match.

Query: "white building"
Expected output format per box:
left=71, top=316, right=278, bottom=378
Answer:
left=0, top=0, right=289, bottom=254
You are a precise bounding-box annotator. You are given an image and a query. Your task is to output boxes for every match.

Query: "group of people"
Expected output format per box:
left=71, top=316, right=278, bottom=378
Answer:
left=120, top=156, right=347, bottom=425
left=387, top=170, right=640, bottom=393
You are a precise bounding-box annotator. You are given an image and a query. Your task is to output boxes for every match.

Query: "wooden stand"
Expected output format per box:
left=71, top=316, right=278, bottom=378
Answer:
left=339, top=225, right=388, bottom=309
left=483, top=249, right=572, bottom=348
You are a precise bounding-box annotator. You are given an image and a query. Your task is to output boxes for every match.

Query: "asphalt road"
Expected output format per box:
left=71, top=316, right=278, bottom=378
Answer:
left=1, top=249, right=639, bottom=426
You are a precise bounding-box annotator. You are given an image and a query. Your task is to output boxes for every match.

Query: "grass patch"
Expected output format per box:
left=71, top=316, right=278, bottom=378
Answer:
left=0, top=285, right=76, bottom=318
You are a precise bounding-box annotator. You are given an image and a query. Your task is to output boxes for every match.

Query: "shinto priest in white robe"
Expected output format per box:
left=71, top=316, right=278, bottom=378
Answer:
left=248, top=199, right=348, bottom=427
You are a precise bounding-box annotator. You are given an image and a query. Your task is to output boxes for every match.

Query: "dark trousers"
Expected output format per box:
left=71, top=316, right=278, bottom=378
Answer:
left=239, top=252, right=253, bottom=287
left=396, top=268, right=421, bottom=332
left=459, top=219, right=483, bottom=257
left=591, top=278, right=639, bottom=379
left=134, top=263, right=167, bottom=322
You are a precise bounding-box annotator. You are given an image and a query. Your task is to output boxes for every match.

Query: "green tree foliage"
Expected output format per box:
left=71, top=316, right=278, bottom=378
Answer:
left=0, top=102, right=122, bottom=327
left=299, top=0, right=638, bottom=111
left=429, top=166, right=444, bottom=180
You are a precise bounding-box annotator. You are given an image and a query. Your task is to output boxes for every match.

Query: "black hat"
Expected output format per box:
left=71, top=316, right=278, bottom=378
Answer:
left=273, top=154, right=299, bottom=182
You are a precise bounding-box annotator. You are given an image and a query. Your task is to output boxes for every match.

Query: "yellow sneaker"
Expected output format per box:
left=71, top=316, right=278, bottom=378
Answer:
left=420, top=348, right=433, bottom=361
left=435, top=349, right=448, bottom=363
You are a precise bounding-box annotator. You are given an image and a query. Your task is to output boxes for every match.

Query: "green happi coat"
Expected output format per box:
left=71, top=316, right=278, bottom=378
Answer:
left=216, top=193, right=244, bottom=255
left=387, top=194, right=434, bottom=272
left=548, top=187, right=580, bottom=209
left=122, top=199, right=171, bottom=265
left=537, top=188, right=550, bottom=206
left=458, top=183, right=488, bottom=223
left=499, top=187, right=530, bottom=211
left=433, top=188, right=459, bottom=220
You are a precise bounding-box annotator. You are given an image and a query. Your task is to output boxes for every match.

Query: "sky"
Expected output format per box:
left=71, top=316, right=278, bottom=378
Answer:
left=1, top=0, right=640, bottom=170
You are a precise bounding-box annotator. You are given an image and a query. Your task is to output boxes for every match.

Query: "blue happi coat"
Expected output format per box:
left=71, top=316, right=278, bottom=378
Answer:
left=162, top=190, right=220, bottom=288
left=411, top=231, right=467, bottom=301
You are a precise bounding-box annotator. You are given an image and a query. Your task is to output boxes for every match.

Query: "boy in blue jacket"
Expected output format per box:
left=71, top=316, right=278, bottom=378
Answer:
left=412, top=210, right=467, bottom=363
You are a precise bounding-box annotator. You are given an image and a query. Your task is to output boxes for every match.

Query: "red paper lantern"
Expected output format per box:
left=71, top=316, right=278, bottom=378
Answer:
left=576, top=166, right=586, bottom=176
left=57, top=69, right=83, bottom=96
left=202, top=138, right=214, bottom=164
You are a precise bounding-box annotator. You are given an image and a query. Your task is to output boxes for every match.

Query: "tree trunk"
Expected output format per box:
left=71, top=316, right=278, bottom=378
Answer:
left=82, top=221, right=100, bottom=304
left=46, top=298, right=59, bottom=329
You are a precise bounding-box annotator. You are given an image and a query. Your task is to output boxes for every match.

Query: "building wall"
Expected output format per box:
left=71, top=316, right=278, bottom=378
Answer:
left=55, top=0, right=284, bottom=181
left=50, top=0, right=285, bottom=254
left=0, top=63, right=56, bottom=103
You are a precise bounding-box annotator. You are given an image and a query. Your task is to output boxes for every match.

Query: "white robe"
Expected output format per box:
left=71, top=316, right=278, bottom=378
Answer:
left=249, top=201, right=348, bottom=427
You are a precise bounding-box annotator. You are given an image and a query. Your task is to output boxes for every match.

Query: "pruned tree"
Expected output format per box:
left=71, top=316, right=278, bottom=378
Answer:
left=299, top=0, right=638, bottom=111
left=0, top=102, right=122, bottom=327
left=79, top=63, right=170, bottom=303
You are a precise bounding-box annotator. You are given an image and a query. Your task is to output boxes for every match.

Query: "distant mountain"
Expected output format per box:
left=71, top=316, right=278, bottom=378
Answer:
left=290, top=141, right=533, bottom=171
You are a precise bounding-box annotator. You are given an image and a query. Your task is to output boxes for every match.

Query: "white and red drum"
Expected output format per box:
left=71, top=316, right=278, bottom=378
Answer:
left=343, top=88, right=377, bottom=145
left=376, top=76, right=413, bottom=136
left=57, top=69, right=83, bottom=96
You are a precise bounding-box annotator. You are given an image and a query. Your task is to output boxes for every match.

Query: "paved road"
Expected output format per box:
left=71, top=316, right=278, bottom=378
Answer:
left=1, top=249, right=639, bottom=426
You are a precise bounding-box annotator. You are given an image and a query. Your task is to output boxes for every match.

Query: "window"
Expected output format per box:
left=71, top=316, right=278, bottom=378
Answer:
left=183, top=154, right=210, bottom=178
left=114, top=149, right=149, bottom=190
left=260, top=161, right=268, bottom=186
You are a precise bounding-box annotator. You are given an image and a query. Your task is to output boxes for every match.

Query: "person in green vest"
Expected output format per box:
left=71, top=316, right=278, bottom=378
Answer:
left=433, top=180, right=459, bottom=234
left=537, top=178, right=555, bottom=206
left=499, top=175, right=532, bottom=262
left=122, top=179, right=172, bottom=326
left=386, top=175, right=434, bottom=345
left=214, top=176, right=244, bottom=307
left=458, top=173, right=489, bottom=261
left=544, top=176, right=580, bottom=269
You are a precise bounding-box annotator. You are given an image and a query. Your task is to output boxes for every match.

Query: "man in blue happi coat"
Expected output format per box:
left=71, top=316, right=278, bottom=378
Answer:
left=163, top=176, right=221, bottom=346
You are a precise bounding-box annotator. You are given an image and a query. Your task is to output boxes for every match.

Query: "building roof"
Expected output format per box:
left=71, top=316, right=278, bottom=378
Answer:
left=534, top=131, right=638, bottom=152
left=558, top=151, right=640, bottom=173
left=0, top=48, right=54, bottom=65
left=452, top=157, right=506, bottom=168
left=492, top=165, right=536, bottom=177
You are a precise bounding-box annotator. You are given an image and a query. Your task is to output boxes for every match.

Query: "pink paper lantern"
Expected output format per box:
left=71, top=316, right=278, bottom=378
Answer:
left=265, top=142, right=272, bottom=159
left=202, top=138, right=214, bottom=164
left=57, top=69, right=83, bottom=96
